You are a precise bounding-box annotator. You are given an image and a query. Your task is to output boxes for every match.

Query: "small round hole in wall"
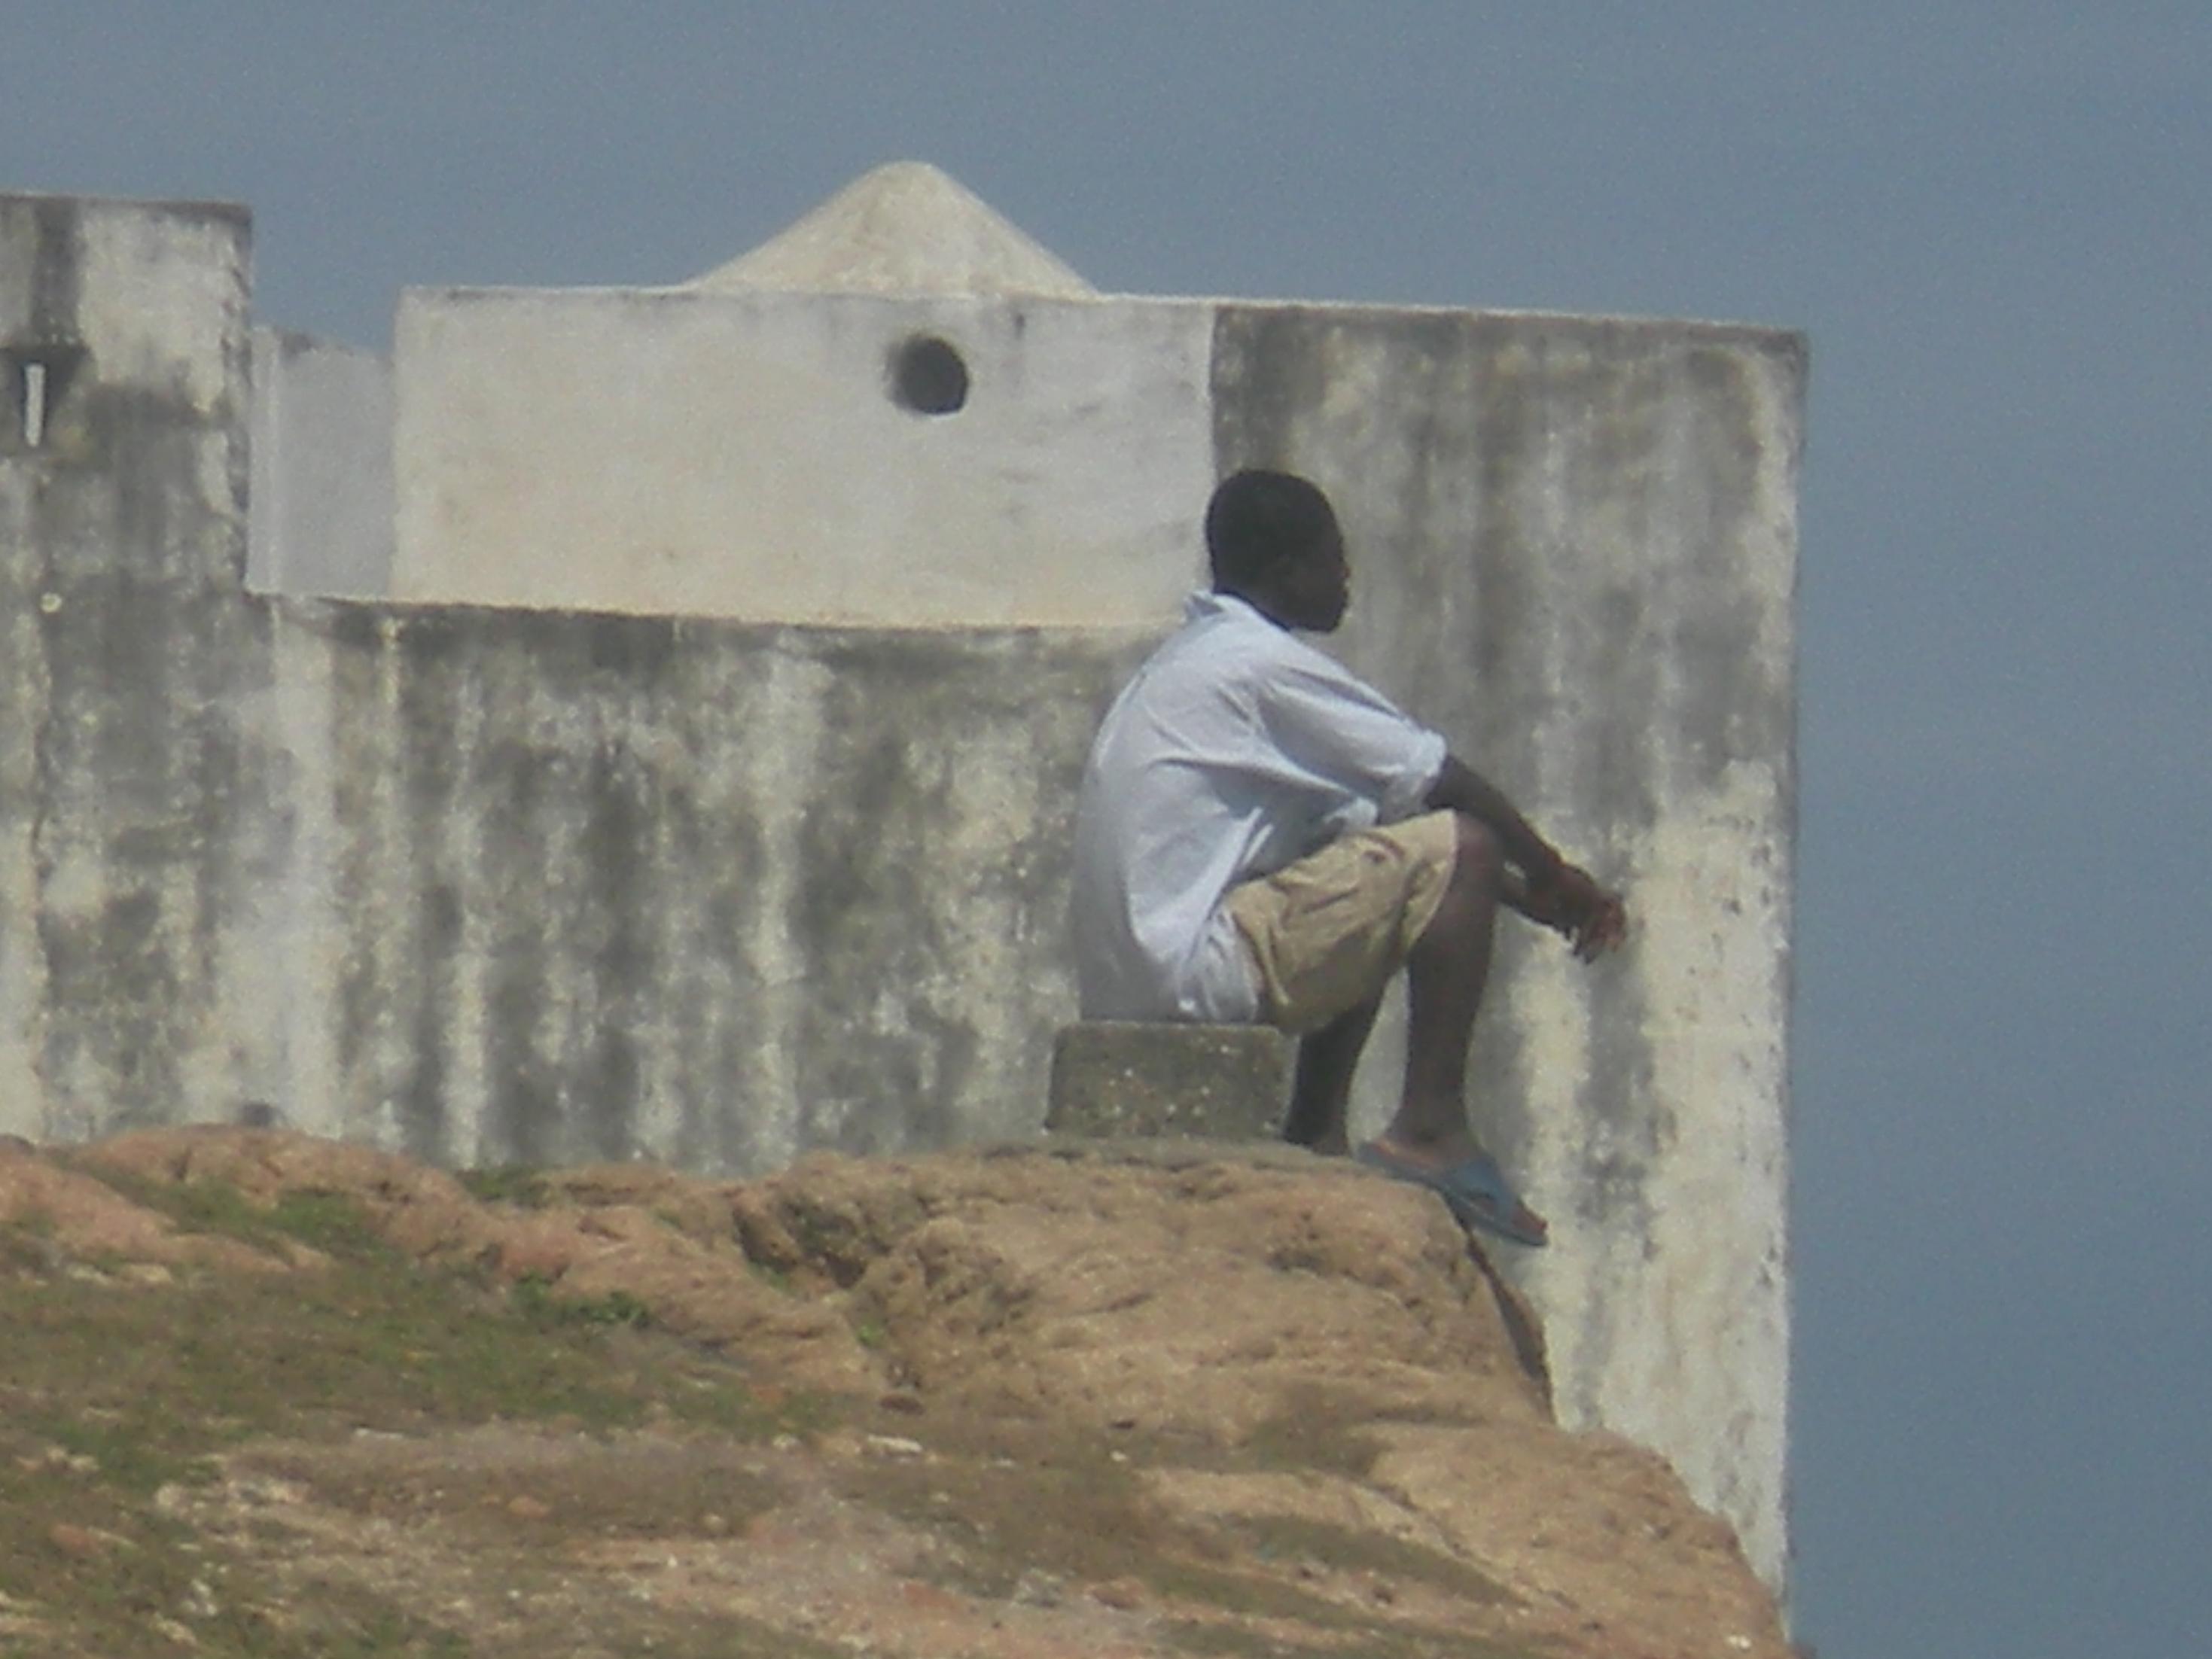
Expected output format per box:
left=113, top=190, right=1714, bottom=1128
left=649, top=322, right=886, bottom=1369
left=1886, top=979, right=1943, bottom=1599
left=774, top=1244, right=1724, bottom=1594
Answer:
left=888, top=334, right=969, bottom=416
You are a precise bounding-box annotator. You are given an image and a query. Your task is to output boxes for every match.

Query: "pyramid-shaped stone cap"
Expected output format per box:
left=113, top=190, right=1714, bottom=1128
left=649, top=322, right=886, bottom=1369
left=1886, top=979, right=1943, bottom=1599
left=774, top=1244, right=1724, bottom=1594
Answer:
left=690, top=160, right=1095, bottom=299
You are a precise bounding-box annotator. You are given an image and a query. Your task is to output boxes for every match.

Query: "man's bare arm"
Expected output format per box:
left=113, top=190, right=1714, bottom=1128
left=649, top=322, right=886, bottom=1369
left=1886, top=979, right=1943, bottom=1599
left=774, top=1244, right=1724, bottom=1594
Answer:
left=1426, top=755, right=1628, bottom=959
left=1424, top=755, right=1562, bottom=880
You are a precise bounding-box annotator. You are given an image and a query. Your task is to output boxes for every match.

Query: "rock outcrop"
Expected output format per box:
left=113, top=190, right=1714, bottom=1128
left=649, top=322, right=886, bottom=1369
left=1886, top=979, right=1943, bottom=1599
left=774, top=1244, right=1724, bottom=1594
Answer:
left=2, top=1127, right=1790, bottom=1657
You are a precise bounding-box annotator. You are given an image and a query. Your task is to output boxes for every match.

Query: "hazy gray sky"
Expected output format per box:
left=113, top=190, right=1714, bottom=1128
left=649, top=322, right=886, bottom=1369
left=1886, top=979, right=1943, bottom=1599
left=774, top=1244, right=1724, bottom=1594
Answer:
left=7, top=5, right=2207, bottom=1654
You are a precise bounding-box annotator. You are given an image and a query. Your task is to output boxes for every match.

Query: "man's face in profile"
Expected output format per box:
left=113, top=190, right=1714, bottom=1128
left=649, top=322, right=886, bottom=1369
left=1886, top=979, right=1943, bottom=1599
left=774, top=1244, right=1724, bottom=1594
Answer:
left=1277, top=528, right=1351, bottom=633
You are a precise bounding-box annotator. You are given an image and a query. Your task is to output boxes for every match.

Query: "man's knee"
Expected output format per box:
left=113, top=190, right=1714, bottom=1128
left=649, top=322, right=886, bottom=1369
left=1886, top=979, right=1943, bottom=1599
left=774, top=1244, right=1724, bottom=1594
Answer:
left=1408, top=813, right=1501, bottom=954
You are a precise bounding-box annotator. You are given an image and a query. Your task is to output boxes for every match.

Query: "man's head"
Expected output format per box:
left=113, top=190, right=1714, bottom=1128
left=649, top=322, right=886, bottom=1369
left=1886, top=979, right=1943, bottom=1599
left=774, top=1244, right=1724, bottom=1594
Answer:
left=1205, top=469, right=1350, bottom=633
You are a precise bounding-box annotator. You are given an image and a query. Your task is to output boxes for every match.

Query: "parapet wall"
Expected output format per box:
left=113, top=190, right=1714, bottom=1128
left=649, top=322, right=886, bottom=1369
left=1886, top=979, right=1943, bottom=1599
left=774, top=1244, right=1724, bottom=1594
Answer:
left=257, top=605, right=1142, bottom=1170
left=0, top=190, right=1802, bottom=1592
left=2, top=194, right=273, bottom=1141
left=247, top=327, right=392, bottom=597
left=390, top=286, right=1216, bottom=625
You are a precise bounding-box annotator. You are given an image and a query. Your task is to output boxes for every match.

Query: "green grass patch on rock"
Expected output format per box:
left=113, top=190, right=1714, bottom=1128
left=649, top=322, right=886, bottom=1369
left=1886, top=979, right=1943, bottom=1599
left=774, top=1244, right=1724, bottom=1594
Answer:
left=0, top=1181, right=844, bottom=1657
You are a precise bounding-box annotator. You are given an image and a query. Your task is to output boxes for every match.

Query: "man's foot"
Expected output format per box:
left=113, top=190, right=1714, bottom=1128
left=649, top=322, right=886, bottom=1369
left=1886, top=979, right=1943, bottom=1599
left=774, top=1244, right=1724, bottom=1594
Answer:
left=1354, top=1139, right=1549, bottom=1247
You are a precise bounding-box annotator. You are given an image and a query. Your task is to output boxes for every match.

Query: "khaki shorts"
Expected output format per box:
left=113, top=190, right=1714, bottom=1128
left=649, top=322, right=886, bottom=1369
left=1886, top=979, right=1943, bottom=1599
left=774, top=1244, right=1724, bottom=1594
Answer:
left=1222, top=811, right=1458, bottom=1033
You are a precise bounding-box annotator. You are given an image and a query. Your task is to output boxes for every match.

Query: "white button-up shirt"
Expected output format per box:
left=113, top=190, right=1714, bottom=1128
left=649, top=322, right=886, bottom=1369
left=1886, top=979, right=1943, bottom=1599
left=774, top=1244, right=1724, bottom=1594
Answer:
left=1072, top=591, right=1448, bottom=1021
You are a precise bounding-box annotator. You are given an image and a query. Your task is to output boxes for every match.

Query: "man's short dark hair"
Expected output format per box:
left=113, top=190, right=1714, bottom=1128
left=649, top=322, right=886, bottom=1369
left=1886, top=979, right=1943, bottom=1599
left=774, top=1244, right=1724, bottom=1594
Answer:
left=1205, top=470, right=1340, bottom=590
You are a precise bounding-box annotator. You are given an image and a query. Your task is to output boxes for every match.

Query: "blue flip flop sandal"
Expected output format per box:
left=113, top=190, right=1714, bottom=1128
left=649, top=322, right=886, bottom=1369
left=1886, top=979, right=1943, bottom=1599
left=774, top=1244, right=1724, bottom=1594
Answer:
left=1354, top=1142, right=1550, bottom=1248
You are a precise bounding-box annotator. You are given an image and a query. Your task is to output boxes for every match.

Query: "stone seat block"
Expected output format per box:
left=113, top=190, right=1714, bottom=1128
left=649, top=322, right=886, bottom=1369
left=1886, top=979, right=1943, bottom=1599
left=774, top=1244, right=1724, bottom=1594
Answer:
left=1046, top=1021, right=1290, bottom=1141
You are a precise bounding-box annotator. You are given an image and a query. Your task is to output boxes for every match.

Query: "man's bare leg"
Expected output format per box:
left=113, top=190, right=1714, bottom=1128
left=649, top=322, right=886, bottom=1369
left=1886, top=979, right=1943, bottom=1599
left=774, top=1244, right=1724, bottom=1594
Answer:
left=1378, top=813, right=1503, bottom=1158
left=1365, top=813, right=1548, bottom=1241
left=1281, top=812, right=1501, bottom=1164
left=1281, top=991, right=1384, bottom=1155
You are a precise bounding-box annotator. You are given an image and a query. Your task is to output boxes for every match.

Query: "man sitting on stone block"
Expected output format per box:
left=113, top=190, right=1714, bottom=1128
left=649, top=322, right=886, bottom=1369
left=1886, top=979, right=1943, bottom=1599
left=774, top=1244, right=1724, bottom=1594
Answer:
left=1071, top=469, right=1627, bottom=1246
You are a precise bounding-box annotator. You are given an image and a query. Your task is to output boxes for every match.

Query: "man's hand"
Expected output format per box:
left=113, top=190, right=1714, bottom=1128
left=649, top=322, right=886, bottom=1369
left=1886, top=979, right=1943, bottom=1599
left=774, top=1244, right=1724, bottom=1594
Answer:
left=1513, top=861, right=1629, bottom=961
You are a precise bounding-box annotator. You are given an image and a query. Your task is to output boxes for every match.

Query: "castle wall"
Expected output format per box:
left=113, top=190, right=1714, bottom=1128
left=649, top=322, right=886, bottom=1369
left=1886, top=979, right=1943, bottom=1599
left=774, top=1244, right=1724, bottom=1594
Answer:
left=247, top=326, right=392, bottom=597
left=390, top=287, right=1214, bottom=625
left=0, top=194, right=286, bottom=1142
left=2, top=195, right=1148, bottom=1169
left=254, top=603, right=1144, bottom=1171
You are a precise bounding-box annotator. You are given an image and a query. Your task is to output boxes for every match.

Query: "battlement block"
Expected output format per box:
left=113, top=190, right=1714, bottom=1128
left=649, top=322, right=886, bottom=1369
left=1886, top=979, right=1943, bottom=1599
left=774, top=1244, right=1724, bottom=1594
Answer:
left=1045, top=1021, right=1290, bottom=1141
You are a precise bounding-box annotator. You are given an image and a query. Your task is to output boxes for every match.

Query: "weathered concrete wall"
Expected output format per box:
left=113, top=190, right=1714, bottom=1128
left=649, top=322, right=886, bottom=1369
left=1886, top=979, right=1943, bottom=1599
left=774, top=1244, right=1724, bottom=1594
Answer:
left=390, top=287, right=1214, bottom=625
left=255, top=603, right=1144, bottom=1171
left=0, top=193, right=288, bottom=1142
left=247, top=326, right=392, bottom=596
left=3, top=194, right=1150, bottom=1169
left=1212, top=303, right=1802, bottom=1590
